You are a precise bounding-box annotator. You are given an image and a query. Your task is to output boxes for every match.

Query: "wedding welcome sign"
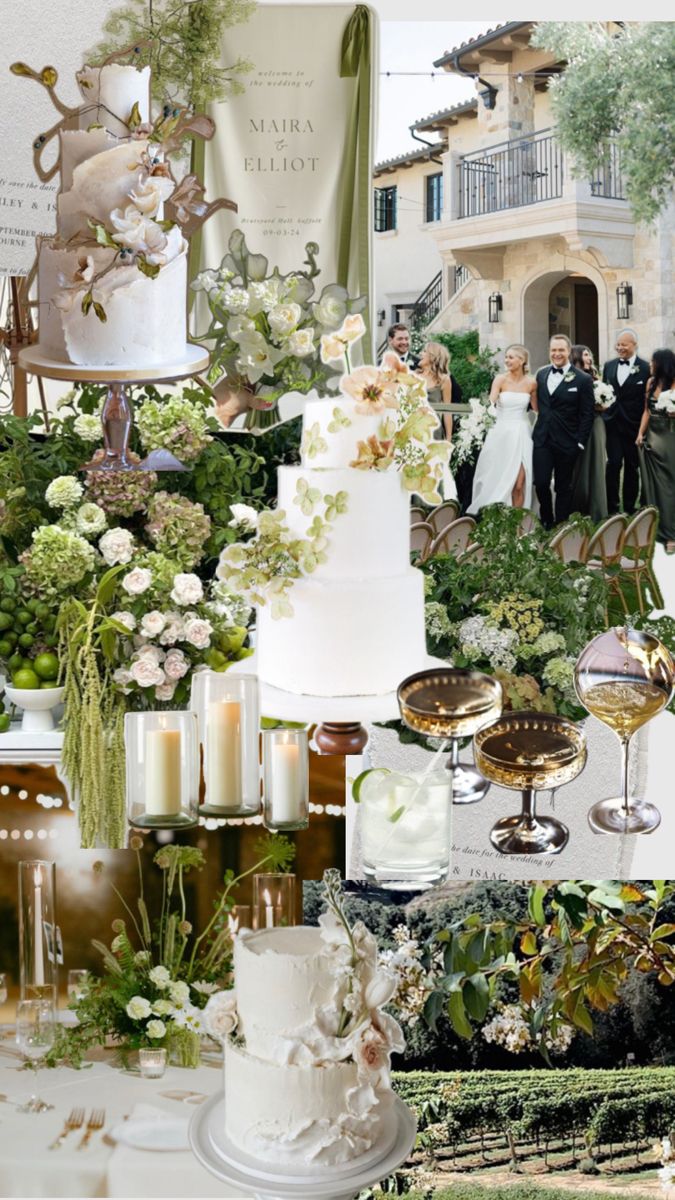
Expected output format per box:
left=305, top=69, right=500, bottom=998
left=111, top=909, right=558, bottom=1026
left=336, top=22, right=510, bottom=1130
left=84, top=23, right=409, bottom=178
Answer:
left=0, top=0, right=113, bottom=274
left=201, top=3, right=375, bottom=307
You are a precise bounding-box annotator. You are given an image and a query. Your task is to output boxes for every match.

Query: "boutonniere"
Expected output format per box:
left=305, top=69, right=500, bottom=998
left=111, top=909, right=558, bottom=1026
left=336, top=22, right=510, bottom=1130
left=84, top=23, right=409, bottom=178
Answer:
left=629, top=365, right=640, bottom=375
left=563, top=371, right=575, bottom=383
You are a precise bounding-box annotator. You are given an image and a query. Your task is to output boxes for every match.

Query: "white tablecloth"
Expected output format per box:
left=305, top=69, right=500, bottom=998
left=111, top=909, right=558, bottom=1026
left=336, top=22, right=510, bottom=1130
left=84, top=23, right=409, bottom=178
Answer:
left=0, top=1040, right=247, bottom=1198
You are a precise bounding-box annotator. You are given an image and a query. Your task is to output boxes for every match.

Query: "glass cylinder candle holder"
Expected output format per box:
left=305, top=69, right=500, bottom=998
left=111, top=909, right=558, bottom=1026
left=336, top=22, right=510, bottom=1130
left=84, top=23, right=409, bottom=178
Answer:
left=262, top=729, right=309, bottom=831
left=190, top=671, right=261, bottom=817
left=125, top=711, right=199, bottom=829
left=18, top=860, right=58, bottom=1005
left=252, top=874, right=296, bottom=929
left=139, top=1048, right=167, bottom=1079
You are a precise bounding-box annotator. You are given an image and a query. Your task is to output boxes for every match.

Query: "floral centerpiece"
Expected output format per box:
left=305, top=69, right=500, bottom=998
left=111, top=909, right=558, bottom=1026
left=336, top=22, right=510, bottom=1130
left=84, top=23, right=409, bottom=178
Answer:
left=654, top=389, right=675, bottom=415
left=593, top=379, right=616, bottom=411
left=192, top=230, right=367, bottom=430
left=43, top=835, right=295, bottom=1070
left=450, top=395, right=495, bottom=467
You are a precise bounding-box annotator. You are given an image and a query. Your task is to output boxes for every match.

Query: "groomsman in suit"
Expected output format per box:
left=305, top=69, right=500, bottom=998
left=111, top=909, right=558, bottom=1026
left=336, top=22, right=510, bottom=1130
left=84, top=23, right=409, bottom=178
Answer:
left=533, top=334, right=595, bottom=528
left=382, top=323, right=420, bottom=369
left=603, top=329, right=650, bottom=514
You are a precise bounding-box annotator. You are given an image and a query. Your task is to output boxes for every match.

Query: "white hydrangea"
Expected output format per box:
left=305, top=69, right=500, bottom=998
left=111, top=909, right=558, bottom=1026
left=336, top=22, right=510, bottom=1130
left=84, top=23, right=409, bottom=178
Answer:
left=457, top=615, right=518, bottom=672
left=221, top=287, right=251, bottom=314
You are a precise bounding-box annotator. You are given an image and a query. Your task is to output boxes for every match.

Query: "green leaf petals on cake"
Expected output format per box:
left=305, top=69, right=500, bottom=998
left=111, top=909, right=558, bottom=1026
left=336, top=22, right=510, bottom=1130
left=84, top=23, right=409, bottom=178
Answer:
left=293, top=477, right=321, bottom=516
left=301, top=422, right=328, bottom=460
left=327, top=407, right=352, bottom=433
left=322, top=491, right=348, bottom=522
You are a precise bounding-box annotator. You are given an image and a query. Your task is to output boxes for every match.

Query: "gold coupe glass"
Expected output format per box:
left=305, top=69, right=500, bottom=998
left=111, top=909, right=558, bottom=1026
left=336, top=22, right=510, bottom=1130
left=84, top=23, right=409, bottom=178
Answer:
left=397, top=669, right=503, bottom=804
left=574, top=626, right=673, bottom=834
left=474, top=712, right=587, bottom=855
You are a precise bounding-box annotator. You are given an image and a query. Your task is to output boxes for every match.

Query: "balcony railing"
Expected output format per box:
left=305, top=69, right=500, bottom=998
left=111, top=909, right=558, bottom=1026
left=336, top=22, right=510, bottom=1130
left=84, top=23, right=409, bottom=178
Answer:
left=411, top=270, right=443, bottom=328
left=458, top=129, right=626, bottom=218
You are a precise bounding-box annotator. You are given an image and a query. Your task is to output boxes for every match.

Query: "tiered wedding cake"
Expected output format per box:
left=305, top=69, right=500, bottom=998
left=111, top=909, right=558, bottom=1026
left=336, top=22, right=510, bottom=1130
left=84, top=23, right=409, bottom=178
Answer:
left=253, top=371, right=445, bottom=697
left=35, top=63, right=188, bottom=366
left=205, top=878, right=404, bottom=1167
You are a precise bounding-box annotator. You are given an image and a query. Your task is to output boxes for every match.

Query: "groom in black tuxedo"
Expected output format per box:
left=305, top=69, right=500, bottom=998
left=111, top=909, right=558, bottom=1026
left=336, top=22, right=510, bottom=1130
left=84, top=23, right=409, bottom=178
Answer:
left=533, top=334, right=595, bottom=528
left=602, top=329, right=650, bottom=514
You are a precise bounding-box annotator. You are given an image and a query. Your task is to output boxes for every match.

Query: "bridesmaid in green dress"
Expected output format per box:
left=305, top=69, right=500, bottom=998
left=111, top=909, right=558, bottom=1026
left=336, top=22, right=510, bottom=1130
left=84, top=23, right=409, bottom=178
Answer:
left=637, top=348, right=675, bottom=552
left=570, top=344, right=609, bottom=522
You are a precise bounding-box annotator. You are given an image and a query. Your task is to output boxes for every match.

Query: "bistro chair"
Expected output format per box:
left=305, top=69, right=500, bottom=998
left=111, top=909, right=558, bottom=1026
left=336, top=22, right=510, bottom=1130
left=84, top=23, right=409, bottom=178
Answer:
left=410, top=521, right=434, bottom=562
left=428, top=516, right=476, bottom=559
left=428, top=499, right=460, bottom=536
left=549, top=524, right=589, bottom=564
left=516, top=510, right=537, bottom=537
left=586, top=513, right=629, bottom=620
left=410, top=505, right=426, bottom=526
left=619, top=507, right=664, bottom=614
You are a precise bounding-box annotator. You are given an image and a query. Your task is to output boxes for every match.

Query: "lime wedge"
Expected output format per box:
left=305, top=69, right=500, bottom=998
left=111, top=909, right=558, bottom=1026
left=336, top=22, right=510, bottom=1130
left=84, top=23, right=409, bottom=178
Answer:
left=351, top=766, right=391, bottom=804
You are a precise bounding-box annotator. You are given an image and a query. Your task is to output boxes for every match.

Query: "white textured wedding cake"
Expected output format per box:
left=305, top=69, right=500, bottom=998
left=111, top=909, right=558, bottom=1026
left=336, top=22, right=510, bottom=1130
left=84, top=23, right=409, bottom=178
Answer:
left=254, top=392, right=431, bottom=697
left=205, top=887, right=404, bottom=1167
left=36, top=63, right=188, bottom=367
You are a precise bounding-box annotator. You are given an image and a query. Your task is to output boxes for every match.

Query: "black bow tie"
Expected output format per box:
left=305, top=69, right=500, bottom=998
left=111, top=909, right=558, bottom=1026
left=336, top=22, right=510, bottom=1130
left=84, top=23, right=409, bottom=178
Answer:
left=550, top=366, right=564, bottom=374
left=619, top=358, right=630, bottom=365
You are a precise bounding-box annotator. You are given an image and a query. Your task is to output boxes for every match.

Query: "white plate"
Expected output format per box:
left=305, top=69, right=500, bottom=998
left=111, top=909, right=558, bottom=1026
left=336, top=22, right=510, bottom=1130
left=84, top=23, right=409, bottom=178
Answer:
left=108, top=1116, right=191, bottom=1151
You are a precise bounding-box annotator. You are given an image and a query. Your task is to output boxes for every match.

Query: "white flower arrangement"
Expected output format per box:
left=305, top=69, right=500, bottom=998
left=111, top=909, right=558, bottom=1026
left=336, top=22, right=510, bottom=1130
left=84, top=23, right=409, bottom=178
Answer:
left=483, top=1003, right=574, bottom=1056
left=654, top=388, right=675, bottom=415
left=594, top=379, right=616, bottom=410
left=452, top=397, right=496, bottom=467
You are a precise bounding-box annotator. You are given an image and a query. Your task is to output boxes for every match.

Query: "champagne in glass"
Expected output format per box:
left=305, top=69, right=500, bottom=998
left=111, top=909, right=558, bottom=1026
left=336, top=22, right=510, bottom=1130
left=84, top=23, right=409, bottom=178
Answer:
left=574, top=627, right=674, bottom=834
left=398, top=669, right=503, bottom=804
left=474, top=712, right=587, bottom=855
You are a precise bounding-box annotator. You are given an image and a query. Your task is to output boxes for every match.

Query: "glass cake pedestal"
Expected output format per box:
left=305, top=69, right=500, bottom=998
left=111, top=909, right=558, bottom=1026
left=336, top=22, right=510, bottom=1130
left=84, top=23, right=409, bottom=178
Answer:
left=189, top=1092, right=417, bottom=1200
left=18, top=344, right=210, bottom=472
left=230, top=654, right=448, bottom=755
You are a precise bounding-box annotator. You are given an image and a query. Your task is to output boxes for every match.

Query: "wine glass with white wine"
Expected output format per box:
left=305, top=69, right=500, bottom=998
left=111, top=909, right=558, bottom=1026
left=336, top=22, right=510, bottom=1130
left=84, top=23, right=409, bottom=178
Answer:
left=574, top=627, right=674, bottom=834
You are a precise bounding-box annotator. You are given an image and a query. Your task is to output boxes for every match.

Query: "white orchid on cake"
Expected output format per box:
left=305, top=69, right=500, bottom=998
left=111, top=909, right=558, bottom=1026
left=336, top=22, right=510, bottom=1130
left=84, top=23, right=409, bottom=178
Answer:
left=192, top=230, right=368, bottom=429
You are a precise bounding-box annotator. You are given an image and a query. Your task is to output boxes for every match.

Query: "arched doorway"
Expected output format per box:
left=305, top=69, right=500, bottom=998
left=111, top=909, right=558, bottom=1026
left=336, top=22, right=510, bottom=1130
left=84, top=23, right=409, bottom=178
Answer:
left=523, top=270, right=601, bottom=371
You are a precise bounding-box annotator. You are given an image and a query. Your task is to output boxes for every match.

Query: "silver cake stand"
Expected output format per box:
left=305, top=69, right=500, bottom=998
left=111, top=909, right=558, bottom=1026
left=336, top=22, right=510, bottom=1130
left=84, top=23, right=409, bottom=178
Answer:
left=18, top=344, right=209, bottom=471
left=189, top=1092, right=417, bottom=1200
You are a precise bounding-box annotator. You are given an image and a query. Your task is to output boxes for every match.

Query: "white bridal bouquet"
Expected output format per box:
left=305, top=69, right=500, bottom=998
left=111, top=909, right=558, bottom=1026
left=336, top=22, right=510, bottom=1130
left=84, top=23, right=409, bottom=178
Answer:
left=654, top=389, right=675, bottom=415
left=452, top=396, right=495, bottom=466
left=593, top=379, right=616, bottom=411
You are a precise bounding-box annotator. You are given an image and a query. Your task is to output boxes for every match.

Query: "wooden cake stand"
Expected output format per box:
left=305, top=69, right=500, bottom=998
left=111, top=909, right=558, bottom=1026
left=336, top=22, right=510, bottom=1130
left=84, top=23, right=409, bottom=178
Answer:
left=18, top=344, right=209, bottom=471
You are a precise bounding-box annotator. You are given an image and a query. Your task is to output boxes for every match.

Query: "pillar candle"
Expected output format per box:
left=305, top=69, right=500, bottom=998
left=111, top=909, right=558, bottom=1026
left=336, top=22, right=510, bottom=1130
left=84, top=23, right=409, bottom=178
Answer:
left=145, top=729, right=182, bottom=816
left=270, top=739, right=302, bottom=824
left=206, top=701, right=242, bottom=809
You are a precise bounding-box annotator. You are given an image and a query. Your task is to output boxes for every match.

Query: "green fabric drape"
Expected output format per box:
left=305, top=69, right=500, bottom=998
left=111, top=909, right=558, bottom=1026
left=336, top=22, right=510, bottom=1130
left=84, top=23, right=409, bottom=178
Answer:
left=639, top=409, right=675, bottom=543
left=338, top=4, right=372, bottom=361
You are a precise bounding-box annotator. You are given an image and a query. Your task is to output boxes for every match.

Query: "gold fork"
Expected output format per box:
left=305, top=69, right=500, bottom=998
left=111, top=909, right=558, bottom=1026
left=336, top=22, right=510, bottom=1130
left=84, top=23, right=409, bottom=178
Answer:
left=49, top=1107, right=85, bottom=1150
left=77, top=1108, right=105, bottom=1151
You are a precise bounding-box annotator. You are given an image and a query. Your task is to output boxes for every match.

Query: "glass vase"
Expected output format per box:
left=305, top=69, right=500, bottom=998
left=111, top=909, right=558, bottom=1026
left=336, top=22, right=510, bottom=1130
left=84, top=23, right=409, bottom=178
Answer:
left=262, top=729, right=309, bottom=831
left=18, top=860, right=58, bottom=1006
left=190, top=671, right=261, bottom=817
left=166, top=1026, right=201, bottom=1069
left=125, top=711, right=199, bottom=829
left=252, top=874, right=296, bottom=929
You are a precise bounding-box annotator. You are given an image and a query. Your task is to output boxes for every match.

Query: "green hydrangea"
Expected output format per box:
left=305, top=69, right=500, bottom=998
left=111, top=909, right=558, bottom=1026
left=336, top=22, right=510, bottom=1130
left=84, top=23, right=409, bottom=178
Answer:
left=73, top=413, right=103, bottom=443
left=542, top=655, right=577, bottom=700
left=75, top=502, right=107, bottom=538
left=425, top=601, right=454, bottom=642
left=518, top=630, right=567, bottom=662
left=146, top=492, right=211, bottom=570
left=45, top=475, right=84, bottom=510
left=137, top=394, right=211, bottom=463
left=20, top=525, right=96, bottom=595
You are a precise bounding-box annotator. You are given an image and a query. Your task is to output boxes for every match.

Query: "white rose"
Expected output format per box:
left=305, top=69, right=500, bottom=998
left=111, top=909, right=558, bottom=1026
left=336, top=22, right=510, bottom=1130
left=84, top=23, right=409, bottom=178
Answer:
left=99, top=527, right=135, bottom=566
left=146, top=1019, right=166, bottom=1040
left=268, top=302, right=302, bottom=336
left=111, top=611, right=136, bottom=632
left=228, top=503, right=259, bottom=531
left=135, top=644, right=165, bottom=665
left=129, top=172, right=175, bottom=217
left=151, top=999, right=174, bottom=1016
left=112, top=667, right=133, bottom=691
left=130, top=658, right=165, bottom=688
left=110, top=204, right=168, bottom=259
left=149, top=965, right=171, bottom=988
left=286, top=327, right=315, bottom=357
left=140, top=610, right=166, bottom=638
left=169, top=980, right=190, bottom=1006
left=126, top=995, right=152, bottom=1020
left=184, top=617, right=212, bottom=649
left=159, top=613, right=185, bottom=645
left=164, top=649, right=189, bottom=680
left=155, top=681, right=177, bottom=701
left=170, top=573, right=204, bottom=606
left=122, top=567, right=152, bottom=595
left=205, top=990, right=238, bottom=1040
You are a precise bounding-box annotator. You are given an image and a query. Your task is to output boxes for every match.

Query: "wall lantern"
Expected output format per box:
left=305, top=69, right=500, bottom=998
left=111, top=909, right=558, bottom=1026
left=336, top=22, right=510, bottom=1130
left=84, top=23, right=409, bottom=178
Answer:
left=377, top=309, right=386, bottom=324
left=616, top=281, right=633, bottom=321
left=488, top=292, right=503, bottom=323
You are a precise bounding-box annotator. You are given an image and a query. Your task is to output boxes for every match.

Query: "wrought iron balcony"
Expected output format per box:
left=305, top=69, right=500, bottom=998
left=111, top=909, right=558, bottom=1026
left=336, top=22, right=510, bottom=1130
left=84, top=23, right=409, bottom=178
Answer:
left=458, top=129, right=626, bottom=219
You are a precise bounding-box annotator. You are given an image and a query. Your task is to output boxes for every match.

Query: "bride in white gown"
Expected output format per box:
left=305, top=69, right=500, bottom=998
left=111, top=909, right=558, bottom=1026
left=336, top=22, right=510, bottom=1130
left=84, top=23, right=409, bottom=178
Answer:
left=468, top=344, right=538, bottom=514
